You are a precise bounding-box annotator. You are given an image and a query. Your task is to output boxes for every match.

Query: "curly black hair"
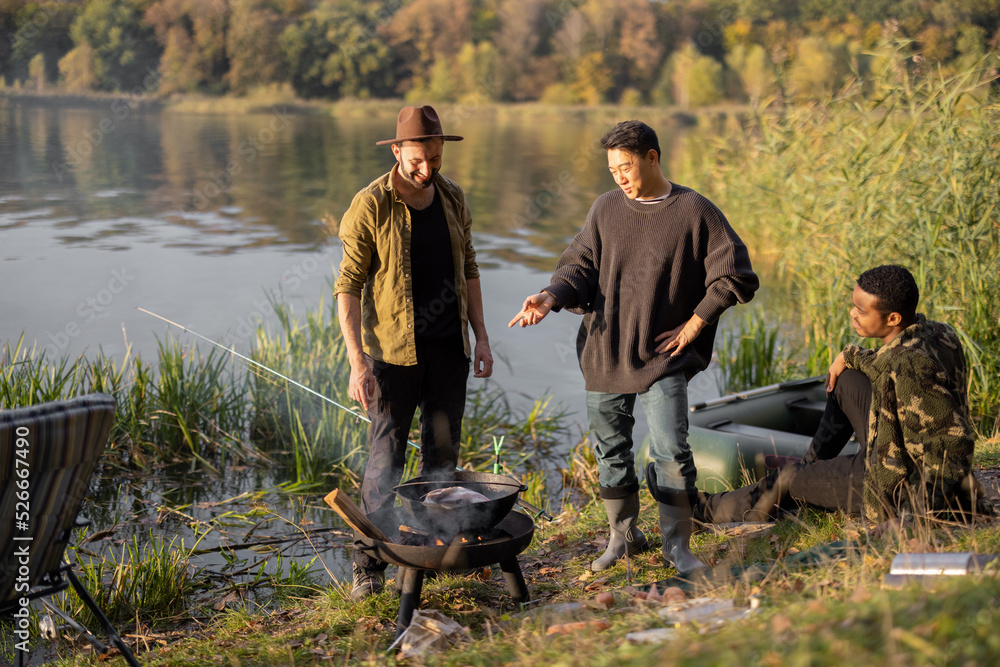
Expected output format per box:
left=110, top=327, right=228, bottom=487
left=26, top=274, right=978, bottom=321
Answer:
left=856, top=265, right=919, bottom=318
left=600, top=120, right=661, bottom=162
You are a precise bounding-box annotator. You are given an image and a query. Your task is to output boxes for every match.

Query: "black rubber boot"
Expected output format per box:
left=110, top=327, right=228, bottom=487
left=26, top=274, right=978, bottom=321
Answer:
left=645, top=462, right=707, bottom=574
left=591, top=493, right=649, bottom=572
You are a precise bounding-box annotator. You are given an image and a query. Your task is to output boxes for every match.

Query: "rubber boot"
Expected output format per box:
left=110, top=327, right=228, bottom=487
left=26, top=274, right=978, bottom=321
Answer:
left=645, top=463, right=707, bottom=574
left=590, top=494, right=649, bottom=572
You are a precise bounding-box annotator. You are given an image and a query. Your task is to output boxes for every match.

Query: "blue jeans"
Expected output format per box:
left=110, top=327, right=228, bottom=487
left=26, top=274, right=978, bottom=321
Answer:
left=586, top=372, right=697, bottom=496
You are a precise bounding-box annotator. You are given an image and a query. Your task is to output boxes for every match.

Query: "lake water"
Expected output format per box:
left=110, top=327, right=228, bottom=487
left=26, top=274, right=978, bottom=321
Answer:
left=0, top=98, right=733, bottom=586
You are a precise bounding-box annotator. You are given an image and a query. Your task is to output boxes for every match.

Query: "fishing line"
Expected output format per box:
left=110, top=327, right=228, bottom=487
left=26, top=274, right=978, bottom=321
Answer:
left=137, top=307, right=552, bottom=520
left=137, top=307, right=371, bottom=424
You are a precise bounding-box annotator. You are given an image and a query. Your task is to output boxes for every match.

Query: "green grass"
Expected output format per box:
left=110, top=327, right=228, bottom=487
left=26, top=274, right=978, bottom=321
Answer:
left=22, top=483, right=999, bottom=666
left=62, top=534, right=201, bottom=629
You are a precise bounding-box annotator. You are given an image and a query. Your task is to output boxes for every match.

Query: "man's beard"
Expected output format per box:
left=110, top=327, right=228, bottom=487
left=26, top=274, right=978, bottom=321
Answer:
left=398, top=163, right=438, bottom=189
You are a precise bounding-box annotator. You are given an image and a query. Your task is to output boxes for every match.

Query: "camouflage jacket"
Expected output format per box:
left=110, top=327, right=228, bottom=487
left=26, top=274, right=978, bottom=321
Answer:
left=843, top=315, right=985, bottom=521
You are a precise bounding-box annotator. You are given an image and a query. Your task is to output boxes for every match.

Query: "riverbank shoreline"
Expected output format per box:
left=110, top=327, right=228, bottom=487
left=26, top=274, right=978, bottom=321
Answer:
left=21, top=448, right=1000, bottom=666
left=0, top=87, right=749, bottom=125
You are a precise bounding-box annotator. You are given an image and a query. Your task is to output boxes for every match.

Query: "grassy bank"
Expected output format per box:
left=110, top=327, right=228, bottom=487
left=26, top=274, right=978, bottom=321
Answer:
left=24, top=448, right=1000, bottom=666
left=0, top=84, right=746, bottom=126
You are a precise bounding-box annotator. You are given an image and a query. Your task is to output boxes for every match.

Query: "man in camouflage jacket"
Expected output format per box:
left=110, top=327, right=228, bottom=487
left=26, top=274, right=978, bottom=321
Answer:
left=692, top=265, right=991, bottom=526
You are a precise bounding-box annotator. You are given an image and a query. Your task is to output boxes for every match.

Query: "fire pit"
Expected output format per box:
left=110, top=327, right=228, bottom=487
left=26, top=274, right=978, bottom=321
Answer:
left=357, top=506, right=534, bottom=638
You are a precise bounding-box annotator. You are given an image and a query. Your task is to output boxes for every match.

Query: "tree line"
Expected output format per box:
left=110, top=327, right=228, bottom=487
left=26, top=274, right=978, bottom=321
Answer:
left=2, top=0, right=998, bottom=106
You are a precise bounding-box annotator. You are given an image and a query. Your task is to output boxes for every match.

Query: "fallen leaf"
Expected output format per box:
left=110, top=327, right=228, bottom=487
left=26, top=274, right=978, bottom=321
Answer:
left=546, top=620, right=611, bottom=635
left=214, top=591, right=240, bottom=611
left=771, top=614, right=793, bottom=633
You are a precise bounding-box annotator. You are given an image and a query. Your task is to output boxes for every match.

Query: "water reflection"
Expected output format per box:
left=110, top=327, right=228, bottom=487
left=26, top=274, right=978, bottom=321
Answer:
left=1, top=99, right=735, bottom=584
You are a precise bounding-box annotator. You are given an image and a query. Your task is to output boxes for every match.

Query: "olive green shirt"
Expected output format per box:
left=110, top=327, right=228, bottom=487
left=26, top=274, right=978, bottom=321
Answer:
left=333, top=166, right=479, bottom=366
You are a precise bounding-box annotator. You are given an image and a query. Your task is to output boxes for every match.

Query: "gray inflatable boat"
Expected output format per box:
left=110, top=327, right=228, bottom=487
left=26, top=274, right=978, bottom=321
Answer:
left=687, top=377, right=859, bottom=493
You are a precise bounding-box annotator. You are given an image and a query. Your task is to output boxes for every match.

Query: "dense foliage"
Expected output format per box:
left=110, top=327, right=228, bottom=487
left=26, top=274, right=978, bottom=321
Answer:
left=1, top=0, right=999, bottom=104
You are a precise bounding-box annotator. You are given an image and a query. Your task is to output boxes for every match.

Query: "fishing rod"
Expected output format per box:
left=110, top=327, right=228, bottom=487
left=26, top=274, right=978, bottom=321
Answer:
left=136, top=307, right=553, bottom=521
left=137, top=307, right=370, bottom=424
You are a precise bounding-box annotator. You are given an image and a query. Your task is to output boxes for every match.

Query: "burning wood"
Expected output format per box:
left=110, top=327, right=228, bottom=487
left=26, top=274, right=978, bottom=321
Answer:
left=395, top=523, right=500, bottom=547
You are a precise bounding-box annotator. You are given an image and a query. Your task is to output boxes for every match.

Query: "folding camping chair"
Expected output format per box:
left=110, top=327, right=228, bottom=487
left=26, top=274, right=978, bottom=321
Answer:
left=0, top=394, right=139, bottom=667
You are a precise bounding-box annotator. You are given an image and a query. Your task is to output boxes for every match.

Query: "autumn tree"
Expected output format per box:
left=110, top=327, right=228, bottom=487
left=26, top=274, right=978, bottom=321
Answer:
left=66, top=0, right=161, bottom=91
left=494, top=0, right=550, bottom=101
left=144, top=0, right=228, bottom=94
left=386, top=0, right=472, bottom=98
left=618, top=0, right=664, bottom=98
left=453, top=40, right=498, bottom=102
left=9, top=1, right=79, bottom=86
left=281, top=0, right=394, bottom=99
left=57, top=40, right=95, bottom=91
left=787, top=35, right=849, bottom=100
left=226, top=0, right=288, bottom=94
left=726, top=42, right=776, bottom=103
left=670, top=43, right=723, bottom=108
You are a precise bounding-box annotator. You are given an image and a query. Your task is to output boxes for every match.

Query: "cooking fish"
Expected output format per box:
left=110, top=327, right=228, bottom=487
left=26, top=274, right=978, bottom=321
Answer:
left=422, top=486, right=490, bottom=506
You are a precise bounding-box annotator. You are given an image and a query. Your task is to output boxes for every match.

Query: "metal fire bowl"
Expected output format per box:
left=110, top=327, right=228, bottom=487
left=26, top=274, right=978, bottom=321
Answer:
left=393, top=470, right=527, bottom=538
left=357, top=506, right=534, bottom=571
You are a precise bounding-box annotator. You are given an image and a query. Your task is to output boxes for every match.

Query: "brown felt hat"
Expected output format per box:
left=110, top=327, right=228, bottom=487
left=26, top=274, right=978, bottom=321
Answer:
left=375, top=105, right=463, bottom=145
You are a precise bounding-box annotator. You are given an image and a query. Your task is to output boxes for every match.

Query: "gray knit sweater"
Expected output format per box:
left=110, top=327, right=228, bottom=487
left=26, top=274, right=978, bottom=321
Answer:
left=543, top=183, right=758, bottom=393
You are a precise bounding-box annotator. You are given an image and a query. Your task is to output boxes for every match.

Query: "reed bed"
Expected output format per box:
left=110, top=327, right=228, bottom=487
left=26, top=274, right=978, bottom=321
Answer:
left=716, top=308, right=801, bottom=393
left=683, top=46, right=1000, bottom=432
left=0, top=290, right=574, bottom=489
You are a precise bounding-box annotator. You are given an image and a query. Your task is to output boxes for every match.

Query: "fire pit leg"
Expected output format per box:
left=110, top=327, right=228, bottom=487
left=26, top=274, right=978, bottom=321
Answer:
left=499, top=556, right=529, bottom=604
left=395, top=567, right=425, bottom=640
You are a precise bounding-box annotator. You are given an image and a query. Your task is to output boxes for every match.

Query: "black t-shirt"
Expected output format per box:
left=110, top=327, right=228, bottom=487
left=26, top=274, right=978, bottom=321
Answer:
left=408, top=191, right=460, bottom=340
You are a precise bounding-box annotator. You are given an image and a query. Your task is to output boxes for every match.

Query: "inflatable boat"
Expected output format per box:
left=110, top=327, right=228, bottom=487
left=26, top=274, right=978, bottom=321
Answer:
left=687, top=377, right=859, bottom=493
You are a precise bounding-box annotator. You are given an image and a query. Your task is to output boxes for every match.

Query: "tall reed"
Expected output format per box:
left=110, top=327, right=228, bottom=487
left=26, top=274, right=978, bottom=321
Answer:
left=681, top=43, right=1000, bottom=429
left=716, top=308, right=801, bottom=393
left=248, top=293, right=365, bottom=487
left=59, top=534, right=199, bottom=628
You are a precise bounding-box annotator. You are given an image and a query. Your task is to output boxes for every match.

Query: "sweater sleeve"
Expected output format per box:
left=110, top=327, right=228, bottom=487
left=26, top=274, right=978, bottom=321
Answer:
left=692, top=202, right=759, bottom=324
left=843, top=345, right=877, bottom=370
left=542, top=207, right=600, bottom=312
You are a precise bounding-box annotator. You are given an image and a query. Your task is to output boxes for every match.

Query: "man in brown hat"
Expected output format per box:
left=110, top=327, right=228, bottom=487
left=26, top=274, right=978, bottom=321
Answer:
left=334, top=105, right=493, bottom=600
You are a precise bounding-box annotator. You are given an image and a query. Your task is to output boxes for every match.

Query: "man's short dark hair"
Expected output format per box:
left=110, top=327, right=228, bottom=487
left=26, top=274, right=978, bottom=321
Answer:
left=857, top=265, right=919, bottom=318
left=600, top=120, right=661, bottom=162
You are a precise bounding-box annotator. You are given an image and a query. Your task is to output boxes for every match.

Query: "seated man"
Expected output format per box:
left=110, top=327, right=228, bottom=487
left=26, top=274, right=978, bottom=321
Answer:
left=669, top=265, right=991, bottom=526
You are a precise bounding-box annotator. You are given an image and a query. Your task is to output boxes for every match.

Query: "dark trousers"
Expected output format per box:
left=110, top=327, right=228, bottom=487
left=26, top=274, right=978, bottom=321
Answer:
left=700, top=369, right=872, bottom=523
left=354, top=335, right=469, bottom=571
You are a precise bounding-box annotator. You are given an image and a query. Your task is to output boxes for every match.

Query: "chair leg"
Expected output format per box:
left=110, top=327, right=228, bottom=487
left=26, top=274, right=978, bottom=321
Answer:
left=39, top=598, right=109, bottom=653
left=65, top=568, right=140, bottom=667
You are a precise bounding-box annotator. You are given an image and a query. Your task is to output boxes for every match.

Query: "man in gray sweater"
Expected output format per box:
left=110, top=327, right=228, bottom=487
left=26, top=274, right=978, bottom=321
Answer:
left=510, top=120, right=758, bottom=574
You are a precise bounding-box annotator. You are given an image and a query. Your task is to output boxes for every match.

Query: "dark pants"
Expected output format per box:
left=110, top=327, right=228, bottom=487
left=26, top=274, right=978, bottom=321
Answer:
left=700, top=369, right=872, bottom=523
left=354, top=335, right=470, bottom=571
